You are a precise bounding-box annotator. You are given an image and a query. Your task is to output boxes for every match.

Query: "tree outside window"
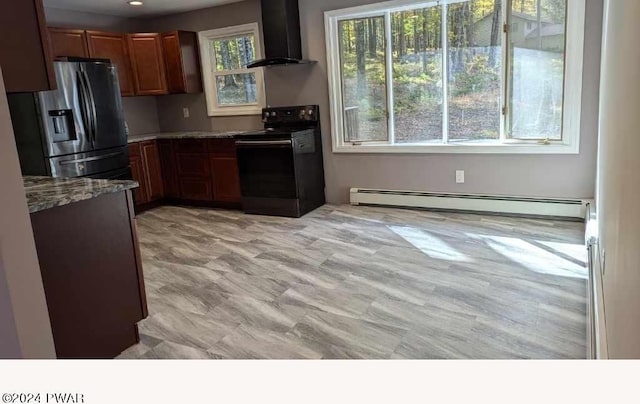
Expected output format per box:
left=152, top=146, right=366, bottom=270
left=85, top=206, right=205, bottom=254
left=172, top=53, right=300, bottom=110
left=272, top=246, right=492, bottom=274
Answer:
left=199, top=23, right=266, bottom=116
left=327, top=0, right=581, bottom=153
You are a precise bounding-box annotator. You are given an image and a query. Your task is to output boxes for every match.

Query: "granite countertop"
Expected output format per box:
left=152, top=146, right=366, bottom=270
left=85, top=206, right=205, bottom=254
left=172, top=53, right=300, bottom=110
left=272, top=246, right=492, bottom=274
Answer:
left=24, top=176, right=139, bottom=214
left=127, top=131, right=255, bottom=143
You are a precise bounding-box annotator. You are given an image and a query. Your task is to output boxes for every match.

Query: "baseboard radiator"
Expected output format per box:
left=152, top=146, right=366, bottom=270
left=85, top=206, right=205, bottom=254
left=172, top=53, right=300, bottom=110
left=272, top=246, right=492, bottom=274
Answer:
left=350, top=188, right=588, bottom=220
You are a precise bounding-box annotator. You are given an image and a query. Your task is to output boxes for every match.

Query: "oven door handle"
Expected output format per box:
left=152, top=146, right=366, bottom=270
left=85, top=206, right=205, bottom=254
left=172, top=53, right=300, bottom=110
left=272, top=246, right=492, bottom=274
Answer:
left=235, top=140, right=293, bottom=147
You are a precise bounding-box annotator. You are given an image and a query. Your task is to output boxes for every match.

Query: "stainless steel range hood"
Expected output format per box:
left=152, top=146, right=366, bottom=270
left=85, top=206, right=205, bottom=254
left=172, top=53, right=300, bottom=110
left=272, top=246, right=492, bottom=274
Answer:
left=247, top=0, right=314, bottom=68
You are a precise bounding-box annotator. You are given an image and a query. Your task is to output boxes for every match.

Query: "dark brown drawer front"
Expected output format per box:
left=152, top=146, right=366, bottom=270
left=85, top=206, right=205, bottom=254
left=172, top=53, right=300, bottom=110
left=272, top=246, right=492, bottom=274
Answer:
left=176, top=153, right=210, bottom=178
left=174, top=139, right=208, bottom=153
left=207, top=138, right=237, bottom=156
left=179, top=178, right=213, bottom=201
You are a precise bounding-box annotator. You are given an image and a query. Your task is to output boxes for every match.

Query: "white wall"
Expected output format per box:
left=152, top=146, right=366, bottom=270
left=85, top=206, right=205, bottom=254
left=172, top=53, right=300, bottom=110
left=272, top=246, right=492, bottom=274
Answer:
left=0, top=69, right=56, bottom=359
left=265, top=0, right=603, bottom=204
left=597, top=0, right=640, bottom=359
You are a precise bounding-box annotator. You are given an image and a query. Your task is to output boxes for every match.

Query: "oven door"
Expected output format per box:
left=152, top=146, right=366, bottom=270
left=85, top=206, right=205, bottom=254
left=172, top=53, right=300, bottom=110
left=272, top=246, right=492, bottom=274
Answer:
left=236, top=139, right=298, bottom=199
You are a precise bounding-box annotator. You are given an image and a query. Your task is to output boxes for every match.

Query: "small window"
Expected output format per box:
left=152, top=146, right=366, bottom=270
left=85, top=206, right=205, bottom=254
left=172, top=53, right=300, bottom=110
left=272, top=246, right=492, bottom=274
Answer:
left=198, top=23, right=266, bottom=116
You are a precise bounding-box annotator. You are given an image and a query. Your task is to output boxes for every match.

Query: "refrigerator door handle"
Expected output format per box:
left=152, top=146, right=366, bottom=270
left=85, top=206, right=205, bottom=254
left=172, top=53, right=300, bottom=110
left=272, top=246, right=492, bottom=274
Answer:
left=58, top=151, right=125, bottom=165
left=76, top=71, right=94, bottom=147
left=82, top=70, right=98, bottom=146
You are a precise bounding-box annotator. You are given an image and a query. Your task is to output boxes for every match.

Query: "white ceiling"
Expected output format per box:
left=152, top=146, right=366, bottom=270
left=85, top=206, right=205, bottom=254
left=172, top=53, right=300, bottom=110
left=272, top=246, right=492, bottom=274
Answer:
left=44, top=0, right=245, bottom=18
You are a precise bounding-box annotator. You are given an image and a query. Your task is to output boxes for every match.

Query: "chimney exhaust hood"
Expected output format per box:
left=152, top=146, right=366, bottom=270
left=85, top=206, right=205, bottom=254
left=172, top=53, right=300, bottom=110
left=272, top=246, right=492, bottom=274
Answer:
left=247, top=0, right=314, bottom=68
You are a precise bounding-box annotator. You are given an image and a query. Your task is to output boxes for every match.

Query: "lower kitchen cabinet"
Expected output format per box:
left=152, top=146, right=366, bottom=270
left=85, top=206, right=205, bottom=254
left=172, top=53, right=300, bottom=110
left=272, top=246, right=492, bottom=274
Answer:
left=158, top=139, right=179, bottom=198
left=140, top=141, right=165, bottom=201
left=130, top=138, right=242, bottom=208
left=211, top=156, right=242, bottom=203
left=129, top=150, right=148, bottom=205
left=176, top=153, right=211, bottom=178
left=128, top=141, right=164, bottom=206
left=30, top=191, right=147, bottom=358
left=179, top=177, right=214, bottom=201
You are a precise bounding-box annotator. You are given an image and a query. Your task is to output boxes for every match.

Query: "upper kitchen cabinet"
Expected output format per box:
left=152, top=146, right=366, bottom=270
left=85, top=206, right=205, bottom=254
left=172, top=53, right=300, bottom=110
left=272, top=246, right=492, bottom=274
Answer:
left=86, top=31, right=135, bottom=97
left=127, top=33, right=168, bottom=96
left=48, top=28, right=89, bottom=59
left=162, top=31, right=202, bottom=94
left=0, top=0, right=55, bottom=93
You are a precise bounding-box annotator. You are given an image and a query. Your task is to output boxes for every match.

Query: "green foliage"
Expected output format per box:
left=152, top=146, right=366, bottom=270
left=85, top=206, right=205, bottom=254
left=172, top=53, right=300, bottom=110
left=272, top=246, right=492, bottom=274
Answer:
left=452, top=54, right=500, bottom=96
left=337, top=0, right=565, bottom=136
left=393, top=57, right=442, bottom=114
left=213, top=35, right=255, bottom=71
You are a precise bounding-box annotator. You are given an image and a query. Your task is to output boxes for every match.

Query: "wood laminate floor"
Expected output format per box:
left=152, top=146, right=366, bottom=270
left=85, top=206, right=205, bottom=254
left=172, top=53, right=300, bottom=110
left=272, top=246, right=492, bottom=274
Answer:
left=118, top=205, right=588, bottom=359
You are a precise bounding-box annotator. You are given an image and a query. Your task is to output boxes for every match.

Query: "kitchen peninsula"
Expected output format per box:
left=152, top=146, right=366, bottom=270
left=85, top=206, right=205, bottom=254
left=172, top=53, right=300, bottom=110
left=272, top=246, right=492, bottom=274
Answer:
left=25, top=176, right=147, bottom=359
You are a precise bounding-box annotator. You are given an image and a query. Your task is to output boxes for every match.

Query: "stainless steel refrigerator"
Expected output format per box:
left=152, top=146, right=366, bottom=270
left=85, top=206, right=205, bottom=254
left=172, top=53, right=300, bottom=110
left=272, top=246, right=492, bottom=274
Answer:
left=8, top=59, right=131, bottom=180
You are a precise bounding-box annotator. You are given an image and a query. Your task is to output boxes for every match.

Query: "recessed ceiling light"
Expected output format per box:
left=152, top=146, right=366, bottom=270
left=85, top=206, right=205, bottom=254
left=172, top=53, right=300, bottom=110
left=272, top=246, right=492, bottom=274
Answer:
left=128, top=0, right=143, bottom=5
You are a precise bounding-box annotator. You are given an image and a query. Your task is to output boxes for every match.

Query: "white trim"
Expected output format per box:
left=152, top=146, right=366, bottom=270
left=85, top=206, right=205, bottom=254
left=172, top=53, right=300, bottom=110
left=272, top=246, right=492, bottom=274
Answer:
left=384, top=12, right=395, bottom=144
left=198, top=23, right=266, bottom=117
left=587, top=236, right=608, bottom=359
left=333, top=142, right=579, bottom=154
left=350, top=188, right=587, bottom=219
left=560, top=0, right=586, bottom=153
left=592, top=242, right=608, bottom=359
left=500, top=0, right=510, bottom=142
left=441, top=3, right=449, bottom=145
left=324, top=0, right=586, bottom=155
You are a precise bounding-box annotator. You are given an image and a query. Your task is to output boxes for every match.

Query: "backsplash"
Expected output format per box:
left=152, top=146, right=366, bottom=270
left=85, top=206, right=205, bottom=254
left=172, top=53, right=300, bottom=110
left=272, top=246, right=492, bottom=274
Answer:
left=121, top=97, right=160, bottom=136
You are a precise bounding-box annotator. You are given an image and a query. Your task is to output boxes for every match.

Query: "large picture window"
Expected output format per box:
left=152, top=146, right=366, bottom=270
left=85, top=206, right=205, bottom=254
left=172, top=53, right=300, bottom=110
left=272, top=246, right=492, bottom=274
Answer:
left=199, top=23, right=266, bottom=117
left=325, top=0, right=586, bottom=154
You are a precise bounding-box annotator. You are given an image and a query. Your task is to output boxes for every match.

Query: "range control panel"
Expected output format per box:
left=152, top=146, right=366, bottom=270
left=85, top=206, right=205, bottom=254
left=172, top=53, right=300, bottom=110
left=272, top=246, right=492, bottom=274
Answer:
left=263, top=105, right=320, bottom=125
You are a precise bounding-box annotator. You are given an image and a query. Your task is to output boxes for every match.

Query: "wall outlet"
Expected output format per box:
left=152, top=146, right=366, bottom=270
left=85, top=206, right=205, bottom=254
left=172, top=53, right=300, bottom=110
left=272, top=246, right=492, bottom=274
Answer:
left=183, top=107, right=190, bottom=118
left=455, top=170, right=465, bottom=184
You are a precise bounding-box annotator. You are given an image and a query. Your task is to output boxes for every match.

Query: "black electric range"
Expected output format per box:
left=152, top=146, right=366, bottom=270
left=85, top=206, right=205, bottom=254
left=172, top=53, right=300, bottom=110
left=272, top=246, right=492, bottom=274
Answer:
left=234, top=106, right=325, bottom=218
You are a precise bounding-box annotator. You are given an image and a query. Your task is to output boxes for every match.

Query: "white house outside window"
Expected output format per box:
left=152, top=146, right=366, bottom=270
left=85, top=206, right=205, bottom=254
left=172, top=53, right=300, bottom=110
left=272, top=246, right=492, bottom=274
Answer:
left=199, top=23, right=266, bottom=116
left=325, top=0, right=586, bottom=154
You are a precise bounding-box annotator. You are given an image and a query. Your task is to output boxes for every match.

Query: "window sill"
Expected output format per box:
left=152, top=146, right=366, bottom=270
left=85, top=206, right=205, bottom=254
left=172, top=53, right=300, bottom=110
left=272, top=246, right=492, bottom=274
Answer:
left=332, top=142, right=580, bottom=155
left=208, top=107, right=263, bottom=117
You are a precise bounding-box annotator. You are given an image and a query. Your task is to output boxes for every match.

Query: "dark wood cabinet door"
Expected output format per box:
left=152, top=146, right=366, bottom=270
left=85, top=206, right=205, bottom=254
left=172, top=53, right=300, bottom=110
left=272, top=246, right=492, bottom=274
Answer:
left=0, top=0, right=55, bottom=92
left=179, top=178, right=213, bottom=201
left=129, top=143, right=149, bottom=205
left=86, top=31, right=134, bottom=97
left=48, top=28, right=88, bottom=59
left=161, top=32, right=185, bottom=93
left=127, top=33, right=168, bottom=96
left=158, top=140, right=180, bottom=198
left=176, top=153, right=211, bottom=178
left=211, top=157, right=242, bottom=203
left=162, top=31, right=202, bottom=94
left=140, top=141, right=165, bottom=202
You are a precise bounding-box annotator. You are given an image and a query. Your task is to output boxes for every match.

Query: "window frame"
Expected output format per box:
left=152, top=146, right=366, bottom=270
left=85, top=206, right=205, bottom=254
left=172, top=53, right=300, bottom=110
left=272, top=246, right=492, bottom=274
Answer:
left=324, top=0, right=586, bottom=154
left=198, top=23, right=266, bottom=117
